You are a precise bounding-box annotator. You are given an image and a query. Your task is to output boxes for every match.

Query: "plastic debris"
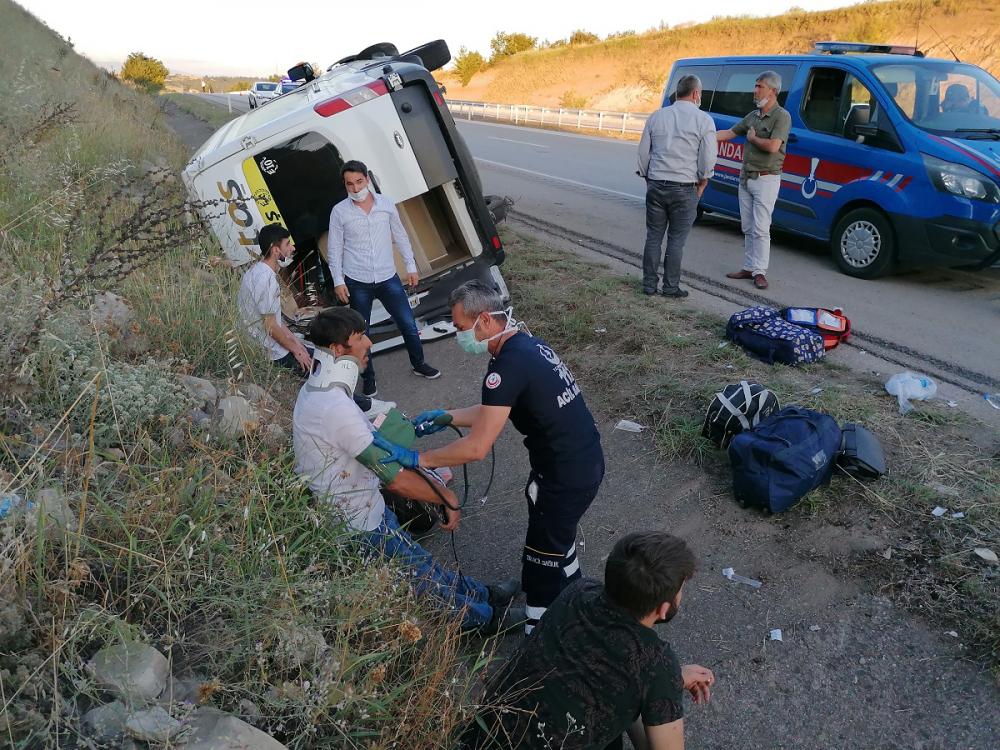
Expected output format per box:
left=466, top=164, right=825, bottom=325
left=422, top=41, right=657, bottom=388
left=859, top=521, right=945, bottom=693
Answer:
left=717, top=342, right=728, bottom=348
left=725, top=365, right=734, bottom=369
left=947, top=400, right=958, bottom=408
left=0, top=494, right=34, bottom=519
left=984, top=394, right=1000, bottom=410
left=945, top=631, right=959, bottom=638
left=614, top=420, right=644, bottom=433
left=881, top=547, right=893, bottom=559
left=770, top=629, right=783, bottom=642
left=974, top=548, right=998, bottom=563
left=809, top=625, right=821, bottom=632
left=722, top=568, right=762, bottom=588
left=885, top=372, right=937, bottom=415
left=951, top=512, right=965, bottom=519
left=594, top=328, right=607, bottom=333
left=810, top=388, right=824, bottom=394
left=931, top=506, right=948, bottom=517
left=858, top=350, right=866, bottom=355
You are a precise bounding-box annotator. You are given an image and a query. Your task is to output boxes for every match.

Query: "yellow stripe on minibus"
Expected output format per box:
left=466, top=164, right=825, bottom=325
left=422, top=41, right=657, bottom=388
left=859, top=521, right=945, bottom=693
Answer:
left=242, top=157, right=287, bottom=229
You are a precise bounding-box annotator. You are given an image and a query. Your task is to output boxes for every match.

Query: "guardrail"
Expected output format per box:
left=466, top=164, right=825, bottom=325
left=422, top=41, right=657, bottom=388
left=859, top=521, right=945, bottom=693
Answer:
left=447, top=99, right=650, bottom=135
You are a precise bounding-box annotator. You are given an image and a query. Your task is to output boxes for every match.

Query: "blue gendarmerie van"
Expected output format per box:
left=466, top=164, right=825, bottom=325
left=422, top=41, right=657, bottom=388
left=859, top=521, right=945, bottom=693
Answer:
left=664, top=41, right=1000, bottom=278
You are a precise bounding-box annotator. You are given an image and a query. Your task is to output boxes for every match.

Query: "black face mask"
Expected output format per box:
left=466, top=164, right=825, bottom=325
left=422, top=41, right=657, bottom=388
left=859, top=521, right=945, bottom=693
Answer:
left=654, top=600, right=679, bottom=625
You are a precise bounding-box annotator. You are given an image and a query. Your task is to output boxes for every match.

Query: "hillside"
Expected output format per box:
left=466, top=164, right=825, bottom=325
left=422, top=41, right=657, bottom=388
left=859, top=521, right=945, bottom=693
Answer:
left=441, top=0, right=1000, bottom=111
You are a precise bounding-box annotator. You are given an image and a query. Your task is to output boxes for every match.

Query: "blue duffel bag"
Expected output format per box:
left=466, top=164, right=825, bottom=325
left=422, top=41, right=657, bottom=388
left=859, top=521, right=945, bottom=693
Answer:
left=726, top=306, right=825, bottom=366
left=728, top=407, right=842, bottom=513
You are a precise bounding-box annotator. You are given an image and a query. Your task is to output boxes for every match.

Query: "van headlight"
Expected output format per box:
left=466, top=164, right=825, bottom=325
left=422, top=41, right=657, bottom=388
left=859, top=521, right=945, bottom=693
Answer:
left=922, top=153, right=1000, bottom=203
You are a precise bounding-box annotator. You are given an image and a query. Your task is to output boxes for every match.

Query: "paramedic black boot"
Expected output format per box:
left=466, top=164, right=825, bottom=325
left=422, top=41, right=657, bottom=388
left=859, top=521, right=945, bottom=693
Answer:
left=487, top=578, right=520, bottom=608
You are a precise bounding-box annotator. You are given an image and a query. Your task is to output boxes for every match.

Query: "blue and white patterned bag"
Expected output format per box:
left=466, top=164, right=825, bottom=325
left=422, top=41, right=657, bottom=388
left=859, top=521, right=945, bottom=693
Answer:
left=726, top=306, right=825, bottom=366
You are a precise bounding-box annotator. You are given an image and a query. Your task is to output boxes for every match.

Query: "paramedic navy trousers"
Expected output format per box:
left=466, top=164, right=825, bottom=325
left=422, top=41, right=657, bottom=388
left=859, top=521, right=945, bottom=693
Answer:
left=522, top=466, right=603, bottom=634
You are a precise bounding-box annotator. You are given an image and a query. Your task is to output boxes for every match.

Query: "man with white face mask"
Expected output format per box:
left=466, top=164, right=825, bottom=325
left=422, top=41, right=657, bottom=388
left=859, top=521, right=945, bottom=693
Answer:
left=372, top=280, right=605, bottom=634
left=237, top=223, right=314, bottom=375
left=716, top=70, right=792, bottom=290
left=327, top=160, right=441, bottom=400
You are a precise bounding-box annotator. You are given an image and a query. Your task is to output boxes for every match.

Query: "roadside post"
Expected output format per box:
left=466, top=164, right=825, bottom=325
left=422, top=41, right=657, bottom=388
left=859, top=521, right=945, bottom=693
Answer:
left=227, top=93, right=232, bottom=113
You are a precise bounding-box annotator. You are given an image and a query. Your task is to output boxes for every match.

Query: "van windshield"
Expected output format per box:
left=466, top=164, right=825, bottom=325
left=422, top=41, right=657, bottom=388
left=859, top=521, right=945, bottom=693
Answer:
left=871, top=61, right=1000, bottom=139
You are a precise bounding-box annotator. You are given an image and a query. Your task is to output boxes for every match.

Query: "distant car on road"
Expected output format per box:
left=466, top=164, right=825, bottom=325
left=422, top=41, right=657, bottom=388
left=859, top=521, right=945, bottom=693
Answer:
left=248, top=81, right=279, bottom=109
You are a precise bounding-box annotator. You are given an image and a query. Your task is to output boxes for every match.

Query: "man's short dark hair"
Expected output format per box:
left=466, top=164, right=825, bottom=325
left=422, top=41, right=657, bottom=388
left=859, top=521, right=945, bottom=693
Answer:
left=604, top=532, right=699, bottom=620
left=340, top=160, right=369, bottom=180
left=676, top=74, right=702, bottom=100
left=309, top=307, right=367, bottom=348
left=257, top=224, right=290, bottom=259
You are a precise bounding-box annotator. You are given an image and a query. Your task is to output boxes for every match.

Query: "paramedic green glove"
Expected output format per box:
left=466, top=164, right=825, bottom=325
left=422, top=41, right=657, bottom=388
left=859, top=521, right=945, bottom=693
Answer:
left=412, top=409, right=452, bottom=438
left=372, top=433, right=420, bottom=469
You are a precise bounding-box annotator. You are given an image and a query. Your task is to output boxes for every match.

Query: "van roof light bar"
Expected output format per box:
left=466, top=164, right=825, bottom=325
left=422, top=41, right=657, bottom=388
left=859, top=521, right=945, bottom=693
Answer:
left=813, top=41, right=924, bottom=57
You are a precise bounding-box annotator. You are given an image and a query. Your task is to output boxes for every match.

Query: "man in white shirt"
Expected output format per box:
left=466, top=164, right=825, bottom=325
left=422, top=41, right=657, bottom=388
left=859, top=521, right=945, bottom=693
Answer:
left=327, top=160, right=441, bottom=399
left=637, top=75, right=717, bottom=298
left=237, top=224, right=393, bottom=416
left=293, top=307, right=523, bottom=634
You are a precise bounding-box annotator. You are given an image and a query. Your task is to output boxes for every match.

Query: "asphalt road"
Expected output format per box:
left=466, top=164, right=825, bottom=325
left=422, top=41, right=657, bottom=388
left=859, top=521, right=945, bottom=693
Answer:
left=193, top=91, right=253, bottom=112
left=456, top=119, right=1000, bottom=419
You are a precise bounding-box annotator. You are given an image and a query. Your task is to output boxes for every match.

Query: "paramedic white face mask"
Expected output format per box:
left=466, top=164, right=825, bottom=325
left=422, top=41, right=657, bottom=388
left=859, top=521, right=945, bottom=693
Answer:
left=754, top=95, right=769, bottom=110
left=276, top=253, right=294, bottom=268
left=457, top=308, right=517, bottom=355
left=349, top=186, right=370, bottom=202
left=306, top=348, right=361, bottom=394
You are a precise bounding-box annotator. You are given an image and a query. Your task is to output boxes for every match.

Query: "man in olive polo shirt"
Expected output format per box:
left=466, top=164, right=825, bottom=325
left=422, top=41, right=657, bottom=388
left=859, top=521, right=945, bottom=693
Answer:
left=717, top=70, right=792, bottom=290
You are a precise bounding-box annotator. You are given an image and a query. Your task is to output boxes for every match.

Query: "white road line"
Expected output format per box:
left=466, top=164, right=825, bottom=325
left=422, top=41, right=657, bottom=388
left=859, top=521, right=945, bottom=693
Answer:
left=474, top=158, right=645, bottom=201
left=488, top=136, right=549, bottom=148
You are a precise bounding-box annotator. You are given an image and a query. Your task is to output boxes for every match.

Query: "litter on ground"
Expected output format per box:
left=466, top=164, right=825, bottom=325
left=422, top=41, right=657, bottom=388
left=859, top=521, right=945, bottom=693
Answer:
left=770, top=629, right=783, bottom=642
left=722, top=568, right=762, bottom=588
left=809, top=625, right=821, bottom=632
left=614, top=420, right=644, bottom=433
left=811, top=388, right=824, bottom=394
left=951, top=512, right=965, bottom=519
left=931, top=506, right=948, bottom=517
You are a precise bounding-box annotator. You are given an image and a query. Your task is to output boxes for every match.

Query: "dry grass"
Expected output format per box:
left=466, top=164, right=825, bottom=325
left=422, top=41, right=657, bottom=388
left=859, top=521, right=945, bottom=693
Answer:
left=441, top=0, right=996, bottom=110
left=162, top=93, right=243, bottom=130
left=499, top=228, right=1000, bottom=672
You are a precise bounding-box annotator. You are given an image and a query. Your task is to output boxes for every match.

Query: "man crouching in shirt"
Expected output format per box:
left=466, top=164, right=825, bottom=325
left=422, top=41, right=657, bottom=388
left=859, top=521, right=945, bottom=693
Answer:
left=292, top=307, right=522, bottom=635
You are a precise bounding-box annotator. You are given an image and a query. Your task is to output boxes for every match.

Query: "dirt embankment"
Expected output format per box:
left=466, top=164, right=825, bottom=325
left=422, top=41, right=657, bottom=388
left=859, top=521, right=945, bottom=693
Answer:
left=440, top=0, right=1000, bottom=110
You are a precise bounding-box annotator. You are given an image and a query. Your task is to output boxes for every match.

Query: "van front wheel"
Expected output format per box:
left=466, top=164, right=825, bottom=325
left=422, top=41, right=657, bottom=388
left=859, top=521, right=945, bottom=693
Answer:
left=831, top=208, right=896, bottom=279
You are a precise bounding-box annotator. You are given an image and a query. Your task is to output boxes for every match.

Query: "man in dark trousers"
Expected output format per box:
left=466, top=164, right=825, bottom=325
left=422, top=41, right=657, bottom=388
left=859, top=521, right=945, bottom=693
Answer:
left=326, top=160, right=441, bottom=398
left=462, top=531, right=715, bottom=749
left=637, top=73, right=717, bottom=298
left=372, top=280, right=604, bottom=634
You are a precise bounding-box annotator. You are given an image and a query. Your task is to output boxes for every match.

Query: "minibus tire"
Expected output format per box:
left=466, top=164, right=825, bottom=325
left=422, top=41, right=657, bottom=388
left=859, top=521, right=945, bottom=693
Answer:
left=831, top=207, right=896, bottom=279
left=399, top=40, right=451, bottom=72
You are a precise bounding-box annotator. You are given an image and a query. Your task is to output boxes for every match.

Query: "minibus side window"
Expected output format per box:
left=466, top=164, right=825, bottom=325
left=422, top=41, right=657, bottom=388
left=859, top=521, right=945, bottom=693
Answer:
left=801, top=68, right=882, bottom=143
left=709, top=64, right=797, bottom=118
left=664, top=65, right=722, bottom=111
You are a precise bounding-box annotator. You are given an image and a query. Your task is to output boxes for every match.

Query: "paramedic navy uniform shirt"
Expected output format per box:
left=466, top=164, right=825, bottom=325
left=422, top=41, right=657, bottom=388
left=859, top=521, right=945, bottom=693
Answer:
left=482, top=332, right=603, bottom=488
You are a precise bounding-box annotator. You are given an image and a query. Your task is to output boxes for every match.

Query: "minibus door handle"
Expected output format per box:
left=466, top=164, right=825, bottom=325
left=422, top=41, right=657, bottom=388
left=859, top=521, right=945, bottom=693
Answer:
left=787, top=133, right=799, bottom=144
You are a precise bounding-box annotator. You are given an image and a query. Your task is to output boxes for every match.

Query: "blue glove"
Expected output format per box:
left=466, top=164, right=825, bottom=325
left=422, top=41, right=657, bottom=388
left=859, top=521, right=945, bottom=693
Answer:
left=411, top=409, right=452, bottom=438
left=371, top=432, right=420, bottom=468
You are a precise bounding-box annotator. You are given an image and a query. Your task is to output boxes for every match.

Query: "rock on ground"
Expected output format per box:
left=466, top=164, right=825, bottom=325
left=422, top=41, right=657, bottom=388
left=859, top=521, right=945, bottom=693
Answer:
left=180, top=376, right=219, bottom=414
left=87, top=642, right=169, bottom=701
left=83, top=700, right=129, bottom=742
left=181, top=707, right=287, bottom=750
left=215, top=396, right=260, bottom=438
left=126, top=705, right=182, bottom=743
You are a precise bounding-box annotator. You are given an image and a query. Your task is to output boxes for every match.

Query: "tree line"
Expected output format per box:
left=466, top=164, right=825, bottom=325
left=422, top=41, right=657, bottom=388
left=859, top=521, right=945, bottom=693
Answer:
left=453, top=28, right=640, bottom=87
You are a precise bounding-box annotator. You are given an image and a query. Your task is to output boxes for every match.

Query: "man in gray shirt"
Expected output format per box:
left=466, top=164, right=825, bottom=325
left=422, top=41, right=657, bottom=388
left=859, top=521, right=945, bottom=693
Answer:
left=637, top=74, right=717, bottom=298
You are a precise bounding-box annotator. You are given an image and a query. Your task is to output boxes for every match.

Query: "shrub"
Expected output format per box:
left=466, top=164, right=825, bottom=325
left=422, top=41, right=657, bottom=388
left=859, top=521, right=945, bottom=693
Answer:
left=121, top=51, right=168, bottom=93
left=569, top=30, right=601, bottom=45
left=560, top=89, right=589, bottom=108
left=454, top=47, right=485, bottom=87
left=489, top=31, right=538, bottom=63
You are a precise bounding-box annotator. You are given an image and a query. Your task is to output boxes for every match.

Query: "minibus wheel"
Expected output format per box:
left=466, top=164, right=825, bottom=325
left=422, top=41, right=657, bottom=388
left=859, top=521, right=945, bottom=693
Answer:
left=831, top=207, right=896, bottom=279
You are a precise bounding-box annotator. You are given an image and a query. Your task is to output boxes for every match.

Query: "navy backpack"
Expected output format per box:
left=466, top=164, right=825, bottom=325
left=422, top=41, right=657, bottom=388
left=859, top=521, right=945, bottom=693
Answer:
left=728, top=407, right=843, bottom=513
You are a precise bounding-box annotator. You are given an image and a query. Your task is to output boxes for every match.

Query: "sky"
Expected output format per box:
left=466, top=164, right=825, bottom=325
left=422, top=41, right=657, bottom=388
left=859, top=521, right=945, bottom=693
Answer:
left=19, top=0, right=873, bottom=77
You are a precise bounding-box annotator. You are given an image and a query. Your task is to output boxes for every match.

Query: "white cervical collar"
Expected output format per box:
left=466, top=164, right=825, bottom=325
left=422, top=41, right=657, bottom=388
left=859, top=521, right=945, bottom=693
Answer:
left=306, top=348, right=361, bottom=394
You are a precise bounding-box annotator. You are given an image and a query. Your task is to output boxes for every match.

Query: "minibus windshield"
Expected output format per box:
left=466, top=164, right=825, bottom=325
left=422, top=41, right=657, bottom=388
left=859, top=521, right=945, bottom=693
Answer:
left=871, top=60, right=1000, bottom=139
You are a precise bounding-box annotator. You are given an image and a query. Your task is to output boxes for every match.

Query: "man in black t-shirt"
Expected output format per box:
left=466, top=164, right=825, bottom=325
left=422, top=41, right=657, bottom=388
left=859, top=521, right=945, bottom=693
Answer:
left=372, top=280, right=605, bottom=633
left=462, top=531, right=714, bottom=750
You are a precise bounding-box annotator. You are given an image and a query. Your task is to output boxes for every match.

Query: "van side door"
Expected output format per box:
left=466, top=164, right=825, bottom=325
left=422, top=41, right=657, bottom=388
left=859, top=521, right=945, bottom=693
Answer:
left=780, top=63, right=908, bottom=240
left=702, top=63, right=799, bottom=219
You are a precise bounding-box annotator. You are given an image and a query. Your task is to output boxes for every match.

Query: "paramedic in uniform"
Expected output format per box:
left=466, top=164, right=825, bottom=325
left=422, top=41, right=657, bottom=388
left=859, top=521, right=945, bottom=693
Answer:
left=373, top=280, right=605, bottom=634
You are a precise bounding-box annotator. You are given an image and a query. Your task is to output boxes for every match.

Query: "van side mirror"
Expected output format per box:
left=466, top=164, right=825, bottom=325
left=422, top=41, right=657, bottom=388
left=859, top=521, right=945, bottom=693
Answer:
left=852, top=121, right=905, bottom=153
left=288, top=62, right=315, bottom=83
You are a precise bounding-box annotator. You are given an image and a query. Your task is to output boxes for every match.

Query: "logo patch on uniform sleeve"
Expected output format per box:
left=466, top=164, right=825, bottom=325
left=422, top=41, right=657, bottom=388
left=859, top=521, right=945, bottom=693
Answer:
left=486, top=373, right=502, bottom=389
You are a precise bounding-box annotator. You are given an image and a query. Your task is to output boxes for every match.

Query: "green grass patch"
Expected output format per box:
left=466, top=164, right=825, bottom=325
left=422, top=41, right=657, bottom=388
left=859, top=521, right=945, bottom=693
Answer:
left=161, top=93, right=242, bottom=130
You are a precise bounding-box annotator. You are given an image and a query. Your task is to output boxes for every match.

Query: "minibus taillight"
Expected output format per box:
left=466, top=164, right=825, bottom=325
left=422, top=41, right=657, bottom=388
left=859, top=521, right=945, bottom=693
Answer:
left=314, top=81, right=389, bottom=117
